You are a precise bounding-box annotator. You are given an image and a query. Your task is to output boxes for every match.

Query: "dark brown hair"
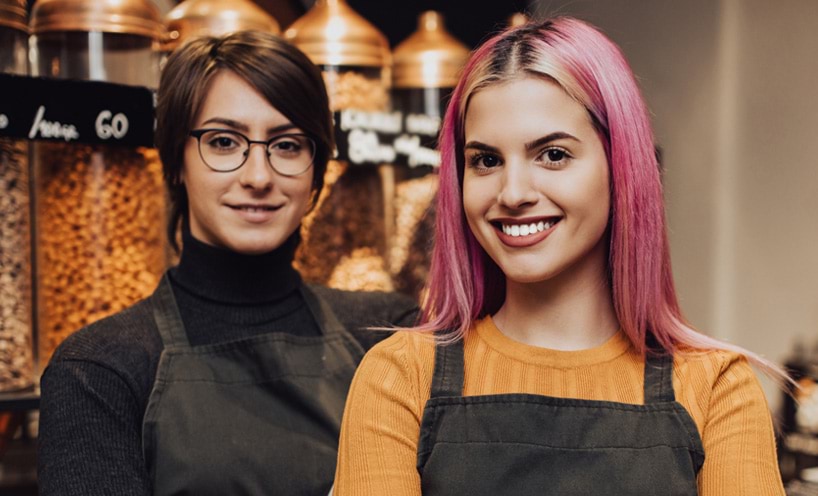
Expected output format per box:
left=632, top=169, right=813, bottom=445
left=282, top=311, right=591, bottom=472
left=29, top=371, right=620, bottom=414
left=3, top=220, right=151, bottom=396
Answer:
left=155, top=30, right=334, bottom=252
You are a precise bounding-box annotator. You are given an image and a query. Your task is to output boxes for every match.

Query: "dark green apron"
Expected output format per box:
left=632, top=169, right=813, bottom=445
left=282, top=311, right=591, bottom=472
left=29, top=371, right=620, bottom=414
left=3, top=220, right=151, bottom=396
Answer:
left=142, top=275, right=364, bottom=495
left=417, top=338, right=705, bottom=495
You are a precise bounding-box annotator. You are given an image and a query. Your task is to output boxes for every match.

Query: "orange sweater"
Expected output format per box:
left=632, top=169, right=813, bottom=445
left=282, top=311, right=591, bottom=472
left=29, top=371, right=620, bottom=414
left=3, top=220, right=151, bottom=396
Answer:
left=334, top=316, right=784, bottom=495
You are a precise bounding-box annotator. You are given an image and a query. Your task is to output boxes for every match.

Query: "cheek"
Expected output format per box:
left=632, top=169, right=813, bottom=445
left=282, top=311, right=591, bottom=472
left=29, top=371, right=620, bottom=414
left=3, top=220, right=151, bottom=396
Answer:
left=461, top=173, right=488, bottom=215
left=291, top=176, right=315, bottom=215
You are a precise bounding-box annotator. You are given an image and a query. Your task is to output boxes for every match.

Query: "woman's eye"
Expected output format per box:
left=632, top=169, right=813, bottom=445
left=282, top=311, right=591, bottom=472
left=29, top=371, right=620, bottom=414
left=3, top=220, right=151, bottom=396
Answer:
left=538, top=147, right=571, bottom=166
left=206, top=135, right=240, bottom=152
left=272, top=140, right=301, bottom=153
left=469, top=153, right=502, bottom=170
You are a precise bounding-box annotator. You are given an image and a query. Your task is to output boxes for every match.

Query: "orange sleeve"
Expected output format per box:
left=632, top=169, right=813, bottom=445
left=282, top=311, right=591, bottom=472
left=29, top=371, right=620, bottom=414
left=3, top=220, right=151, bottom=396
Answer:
left=696, top=353, right=785, bottom=495
left=334, top=332, right=428, bottom=496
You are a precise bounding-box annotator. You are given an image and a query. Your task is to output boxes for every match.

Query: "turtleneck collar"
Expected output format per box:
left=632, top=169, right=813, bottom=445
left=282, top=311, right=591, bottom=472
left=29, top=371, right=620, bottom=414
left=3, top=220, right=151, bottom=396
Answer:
left=170, top=225, right=302, bottom=305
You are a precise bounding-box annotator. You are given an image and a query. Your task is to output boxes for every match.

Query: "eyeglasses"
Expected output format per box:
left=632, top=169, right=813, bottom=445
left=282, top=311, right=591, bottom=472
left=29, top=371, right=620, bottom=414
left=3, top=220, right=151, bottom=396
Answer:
left=189, top=129, right=316, bottom=176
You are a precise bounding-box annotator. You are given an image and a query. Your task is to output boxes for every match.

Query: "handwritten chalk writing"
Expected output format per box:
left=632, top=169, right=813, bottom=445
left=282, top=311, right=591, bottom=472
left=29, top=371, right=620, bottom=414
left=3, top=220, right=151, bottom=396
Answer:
left=408, top=146, right=440, bottom=168
left=394, top=134, right=421, bottom=156
left=28, top=106, right=79, bottom=142
left=348, top=129, right=396, bottom=164
left=405, top=113, right=441, bottom=136
left=340, top=109, right=402, bottom=134
left=95, top=110, right=129, bottom=139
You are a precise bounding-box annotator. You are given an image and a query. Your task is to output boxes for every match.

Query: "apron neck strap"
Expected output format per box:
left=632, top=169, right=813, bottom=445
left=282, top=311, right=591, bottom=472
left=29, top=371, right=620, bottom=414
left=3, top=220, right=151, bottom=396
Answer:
left=151, top=274, right=191, bottom=348
left=643, top=333, right=676, bottom=403
left=430, top=335, right=465, bottom=398
left=299, top=285, right=347, bottom=336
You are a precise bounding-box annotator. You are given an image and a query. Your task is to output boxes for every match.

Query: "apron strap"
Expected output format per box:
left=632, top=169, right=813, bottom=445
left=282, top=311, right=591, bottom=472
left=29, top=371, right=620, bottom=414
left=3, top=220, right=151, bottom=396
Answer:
left=643, top=333, right=676, bottom=403
left=430, top=336, right=465, bottom=399
left=151, top=274, right=191, bottom=348
left=300, top=285, right=348, bottom=337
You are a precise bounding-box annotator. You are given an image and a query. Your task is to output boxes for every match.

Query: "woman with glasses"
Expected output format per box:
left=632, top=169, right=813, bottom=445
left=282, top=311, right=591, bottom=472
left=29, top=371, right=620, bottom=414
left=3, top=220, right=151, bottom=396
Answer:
left=334, top=18, right=786, bottom=495
left=38, top=31, right=417, bottom=496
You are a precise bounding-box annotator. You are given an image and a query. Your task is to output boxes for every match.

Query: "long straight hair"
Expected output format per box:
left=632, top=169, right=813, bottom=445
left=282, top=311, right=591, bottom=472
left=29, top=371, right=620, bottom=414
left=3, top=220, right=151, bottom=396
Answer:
left=418, top=17, right=785, bottom=380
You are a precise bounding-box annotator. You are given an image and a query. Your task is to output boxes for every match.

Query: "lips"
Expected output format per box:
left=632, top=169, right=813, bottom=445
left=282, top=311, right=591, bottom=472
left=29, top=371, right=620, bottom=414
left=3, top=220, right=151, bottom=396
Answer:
left=226, top=202, right=283, bottom=223
left=491, top=216, right=561, bottom=247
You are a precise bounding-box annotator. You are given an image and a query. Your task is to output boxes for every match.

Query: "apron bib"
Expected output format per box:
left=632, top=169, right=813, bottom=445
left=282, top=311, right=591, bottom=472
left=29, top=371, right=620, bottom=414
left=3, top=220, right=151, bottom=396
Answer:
left=417, top=337, right=704, bottom=495
left=142, top=275, right=363, bottom=495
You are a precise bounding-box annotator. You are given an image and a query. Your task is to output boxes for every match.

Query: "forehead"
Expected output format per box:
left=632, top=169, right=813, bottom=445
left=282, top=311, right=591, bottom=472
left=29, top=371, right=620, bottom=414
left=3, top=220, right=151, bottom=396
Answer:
left=464, top=77, right=593, bottom=145
left=195, top=70, right=285, bottom=126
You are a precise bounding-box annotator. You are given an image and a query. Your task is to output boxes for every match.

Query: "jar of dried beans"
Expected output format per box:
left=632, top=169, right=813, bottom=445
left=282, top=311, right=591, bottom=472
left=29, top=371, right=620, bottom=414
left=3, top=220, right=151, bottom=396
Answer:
left=390, top=11, right=469, bottom=299
left=286, top=0, right=396, bottom=292
left=29, top=0, right=167, bottom=365
left=0, top=0, right=33, bottom=392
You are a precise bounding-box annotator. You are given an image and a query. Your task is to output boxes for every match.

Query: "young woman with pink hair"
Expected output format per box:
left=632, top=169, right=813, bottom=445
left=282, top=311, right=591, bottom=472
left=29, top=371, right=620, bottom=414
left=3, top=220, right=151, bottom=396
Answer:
left=334, top=17, right=786, bottom=495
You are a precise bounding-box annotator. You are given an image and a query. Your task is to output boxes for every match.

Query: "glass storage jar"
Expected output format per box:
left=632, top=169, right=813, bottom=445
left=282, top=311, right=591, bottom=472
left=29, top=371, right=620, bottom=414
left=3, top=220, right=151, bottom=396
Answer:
left=390, top=11, right=468, bottom=299
left=30, top=0, right=167, bottom=365
left=0, top=0, right=34, bottom=391
left=286, top=0, right=396, bottom=292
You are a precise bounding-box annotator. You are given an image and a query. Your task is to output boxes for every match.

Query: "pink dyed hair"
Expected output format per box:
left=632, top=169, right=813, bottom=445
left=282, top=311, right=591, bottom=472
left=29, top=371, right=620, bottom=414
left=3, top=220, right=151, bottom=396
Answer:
left=419, top=17, right=786, bottom=380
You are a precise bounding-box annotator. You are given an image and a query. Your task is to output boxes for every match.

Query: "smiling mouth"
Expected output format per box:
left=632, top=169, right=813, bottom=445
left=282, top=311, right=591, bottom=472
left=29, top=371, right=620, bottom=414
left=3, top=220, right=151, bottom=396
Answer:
left=228, top=204, right=281, bottom=212
left=495, top=218, right=560, bottom=238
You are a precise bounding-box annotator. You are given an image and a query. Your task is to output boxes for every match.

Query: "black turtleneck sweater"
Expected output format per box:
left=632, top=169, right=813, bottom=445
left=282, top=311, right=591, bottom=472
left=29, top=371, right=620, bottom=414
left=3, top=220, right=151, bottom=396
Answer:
left=37, top=230, right=418, bottom=496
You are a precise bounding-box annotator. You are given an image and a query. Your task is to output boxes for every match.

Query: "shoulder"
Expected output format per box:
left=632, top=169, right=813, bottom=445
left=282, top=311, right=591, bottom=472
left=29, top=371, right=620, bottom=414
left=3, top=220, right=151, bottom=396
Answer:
left=350, top=330, right=437, bottom=406
left=673, top=347, right=761, bottom=390
left=308, top=285, right=419, bottom=330
left=672, top=347, right=770, bottom=430
left=46, top=296, right=163, bottom=397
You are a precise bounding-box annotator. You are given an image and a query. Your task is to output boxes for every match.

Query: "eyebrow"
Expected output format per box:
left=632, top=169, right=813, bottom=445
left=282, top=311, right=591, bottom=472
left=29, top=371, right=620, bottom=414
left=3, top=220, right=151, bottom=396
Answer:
left=464, top=141, right=501, bottom=153
left=525, top=132, right=581, bottom=152
left=465, top=132, right=580, bottom=154
left=199, top=117, right=297, bottom=135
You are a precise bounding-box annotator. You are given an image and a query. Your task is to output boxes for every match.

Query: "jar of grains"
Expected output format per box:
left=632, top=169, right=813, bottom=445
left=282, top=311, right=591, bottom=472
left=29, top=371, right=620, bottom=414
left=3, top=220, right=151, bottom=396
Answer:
left=285, top=0, right=396, bottom=292
left=390, top=11, right=469, bottom=299
left=0, top=0, right=34, bottom=392
left=29, top=0, right=167, bottom=365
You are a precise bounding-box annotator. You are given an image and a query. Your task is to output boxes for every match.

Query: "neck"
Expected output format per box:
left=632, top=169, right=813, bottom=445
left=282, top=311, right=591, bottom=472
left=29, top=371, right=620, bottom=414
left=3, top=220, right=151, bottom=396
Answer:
left=171, top=225, right=302, bottom=305
left=493, top=245, right=619, bottom=351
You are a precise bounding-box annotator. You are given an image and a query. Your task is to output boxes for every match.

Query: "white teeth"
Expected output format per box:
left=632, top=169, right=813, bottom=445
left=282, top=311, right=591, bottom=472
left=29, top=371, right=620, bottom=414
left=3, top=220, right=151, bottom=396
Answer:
left=239, top=206, right=272, bottom=212
left=501, top=220, right=556, bottom=237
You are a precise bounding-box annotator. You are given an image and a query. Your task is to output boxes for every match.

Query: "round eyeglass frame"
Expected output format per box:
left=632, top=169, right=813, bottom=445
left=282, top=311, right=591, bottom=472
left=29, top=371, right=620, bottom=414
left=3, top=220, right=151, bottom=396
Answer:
left=188, top=129, right=317, bottom=176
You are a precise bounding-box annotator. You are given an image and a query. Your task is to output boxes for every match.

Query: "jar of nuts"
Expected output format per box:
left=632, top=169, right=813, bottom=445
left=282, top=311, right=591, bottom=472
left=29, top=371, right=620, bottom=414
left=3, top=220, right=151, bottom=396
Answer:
left=286, top=0, right=397, bottom=293
left=389, top=12, right=469, bottom=299
left=29, top=0, right=168, bottom=365
left=0, top=0, right=34, bottom=392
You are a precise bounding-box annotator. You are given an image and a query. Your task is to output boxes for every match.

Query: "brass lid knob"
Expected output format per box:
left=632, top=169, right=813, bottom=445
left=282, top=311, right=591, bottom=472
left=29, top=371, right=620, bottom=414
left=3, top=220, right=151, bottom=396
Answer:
left=284, top=0, right=389, bottom=68
left=31, top=0, right=163, bottom=39
left=0, top=0, right=27, bottom=32
left=508, top=12, right=530, bottom=28
left=393, top=11, right=469, bottom=89
left=164, top=0, right=281, bottom=52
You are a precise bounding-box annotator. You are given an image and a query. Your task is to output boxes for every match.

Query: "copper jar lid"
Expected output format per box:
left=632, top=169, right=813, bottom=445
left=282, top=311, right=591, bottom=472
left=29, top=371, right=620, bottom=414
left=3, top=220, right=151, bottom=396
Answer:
left=31, top=0, right=163, bottom=39
left=284, top=0, right=389, bottom=68
left=164, top=0, right=281, bottom=52
left=0, top=0, right=27, bottom=32
left=392, top=11, right=469, bottom=89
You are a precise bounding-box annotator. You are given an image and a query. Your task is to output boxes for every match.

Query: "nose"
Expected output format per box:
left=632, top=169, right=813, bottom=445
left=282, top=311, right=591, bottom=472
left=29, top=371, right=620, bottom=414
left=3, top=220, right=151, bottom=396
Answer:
left=238, top=143, right=274, bottom=190
left=497, top=160, right=538, bottom=209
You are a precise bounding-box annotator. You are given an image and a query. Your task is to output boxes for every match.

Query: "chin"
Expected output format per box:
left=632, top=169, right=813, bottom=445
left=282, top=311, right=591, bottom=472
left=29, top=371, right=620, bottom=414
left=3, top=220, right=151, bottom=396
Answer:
left=226, top=235, right=288, bottom=256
